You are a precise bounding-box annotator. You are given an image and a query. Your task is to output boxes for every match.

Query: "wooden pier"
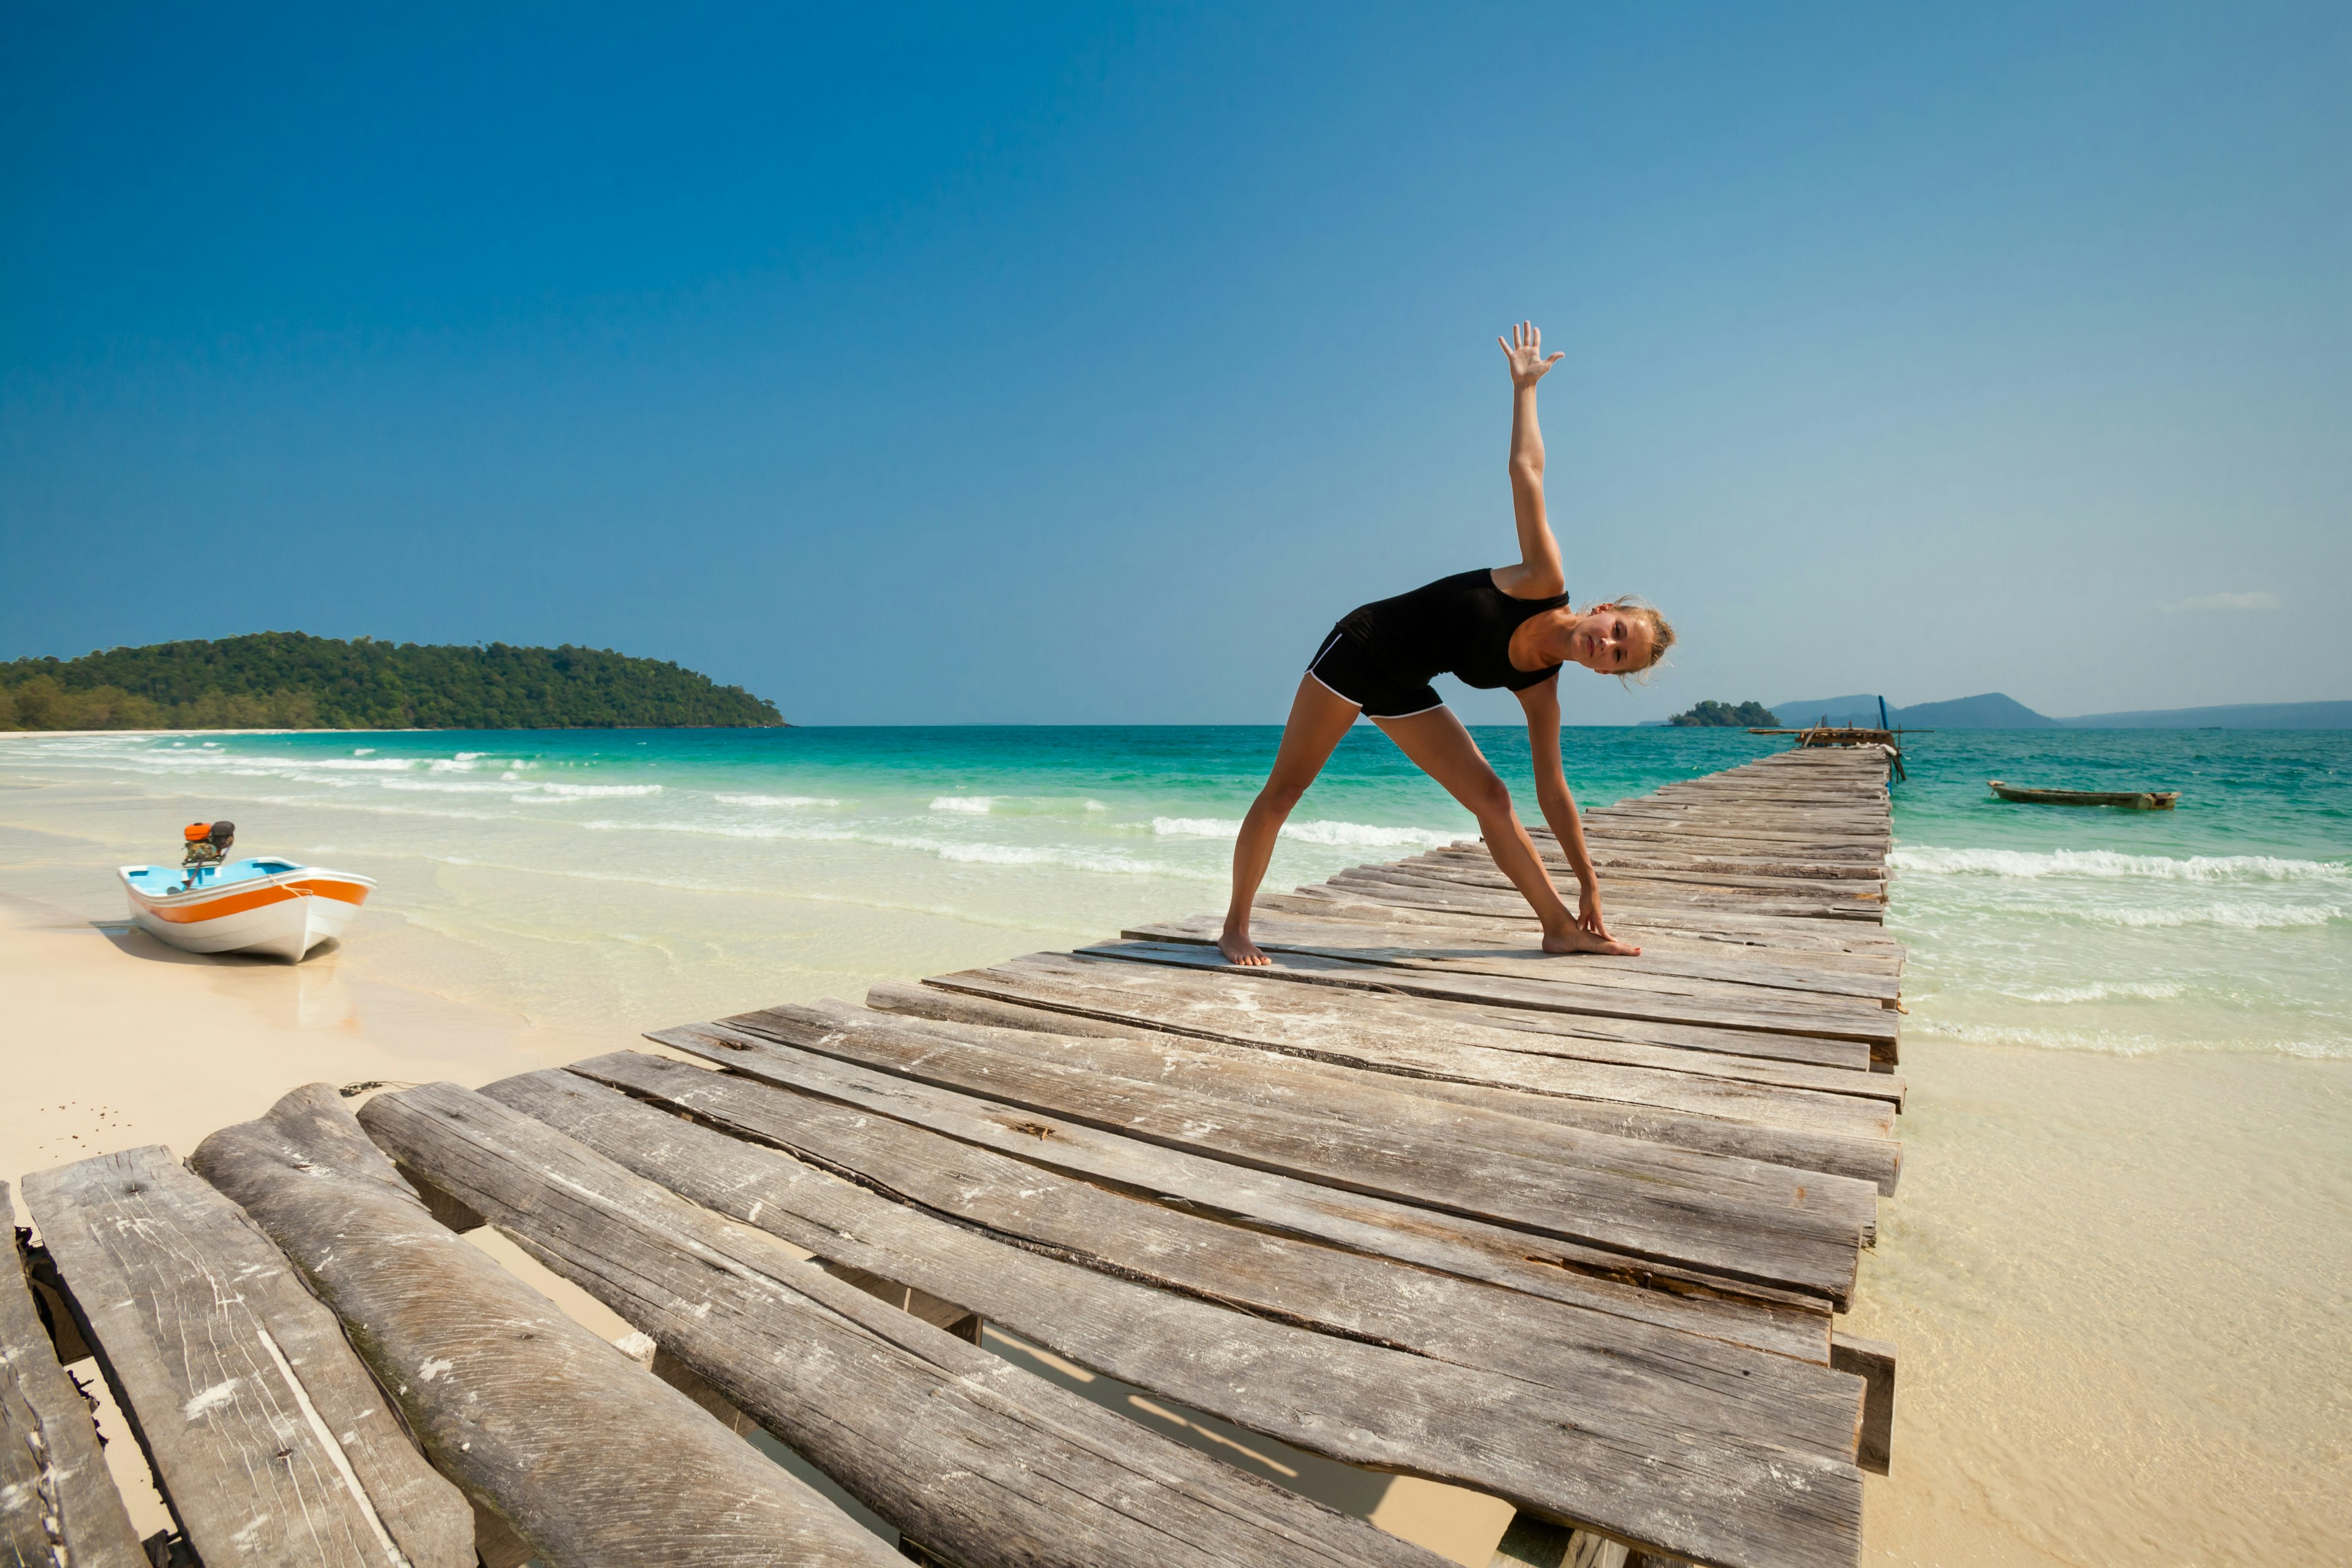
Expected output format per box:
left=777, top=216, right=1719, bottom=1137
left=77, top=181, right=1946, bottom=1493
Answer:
left=7, top=748, right=1902, bottom=1568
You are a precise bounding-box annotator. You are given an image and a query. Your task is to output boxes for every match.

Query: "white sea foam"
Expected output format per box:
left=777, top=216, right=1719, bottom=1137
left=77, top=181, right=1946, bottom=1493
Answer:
left=2076, top=902, right=2343, bottom=930
left=533, top=782, right=664, bottom=798
left=303, top=757, right=417, bottom=772
left=1151, top=816, right=1461, bottom=848
left=1281, top=820, right=1463, bottom=848
left=1998, top=981, right=2187, bottom=1004
left=1151, top=816, right=1242, bottom=838
left=716, top=793, right=841, bottom=808
left=579, top=815, right=1210, bottom=878
left=929, top=796, right=997, bottom=813
left=379, top=778, right=540, bottom=796
left=932, top=841, right=1183, bottom=875
left=1912, top=1017, right=2351, bottom=1060
left=1893, top=845, right=2351, bottom=883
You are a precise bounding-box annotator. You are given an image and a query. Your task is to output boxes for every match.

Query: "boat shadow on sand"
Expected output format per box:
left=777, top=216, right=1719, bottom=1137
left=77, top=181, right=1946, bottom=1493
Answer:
left=89, top=918, right=345, bottom=968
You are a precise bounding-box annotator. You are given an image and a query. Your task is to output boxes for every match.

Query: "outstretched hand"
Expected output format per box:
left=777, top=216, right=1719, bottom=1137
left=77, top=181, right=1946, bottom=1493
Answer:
left=1498, top=320, right=1564, bottom=388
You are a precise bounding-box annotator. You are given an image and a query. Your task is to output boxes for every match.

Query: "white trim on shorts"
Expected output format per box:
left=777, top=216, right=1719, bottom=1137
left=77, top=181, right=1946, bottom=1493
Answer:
left=1306, top=668, right=1362, bottom=708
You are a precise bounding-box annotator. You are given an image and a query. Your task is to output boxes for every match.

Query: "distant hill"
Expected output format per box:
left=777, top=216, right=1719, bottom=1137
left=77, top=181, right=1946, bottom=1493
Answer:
left=1895, top=692, right=2062, bottom=728
left=1667, top=699, right=1779, bottom=728
left=1770, top=694, right=1901, bottom=728
left=1772, top=693, right=2059, bottom=729
left=0, top=632, right=786, bottom=731
left=1768, top=691, right=2351, bottom=729
left=2060, top=700, right=2352, bottom=729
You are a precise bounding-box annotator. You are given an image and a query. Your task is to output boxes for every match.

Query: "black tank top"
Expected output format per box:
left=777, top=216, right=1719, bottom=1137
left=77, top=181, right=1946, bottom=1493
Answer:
left=1339, top=569, right=1569, bottom=692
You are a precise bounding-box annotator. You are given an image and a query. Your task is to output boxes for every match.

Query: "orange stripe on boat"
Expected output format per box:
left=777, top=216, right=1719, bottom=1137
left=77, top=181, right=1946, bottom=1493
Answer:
left=141, top=879, right=370, bottom=924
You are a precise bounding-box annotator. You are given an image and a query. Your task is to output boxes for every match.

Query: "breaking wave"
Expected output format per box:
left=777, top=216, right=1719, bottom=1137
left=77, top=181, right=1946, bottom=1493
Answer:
left=1152, top=816, right=1461, bottom=848
left=1893, top=845, right=2351, bottom=883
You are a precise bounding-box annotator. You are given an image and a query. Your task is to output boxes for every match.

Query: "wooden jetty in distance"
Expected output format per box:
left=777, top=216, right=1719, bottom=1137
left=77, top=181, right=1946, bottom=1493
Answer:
left=8, top=748, right=1903, bottom=1568
left=1748, top=723, right=1926, bottom=780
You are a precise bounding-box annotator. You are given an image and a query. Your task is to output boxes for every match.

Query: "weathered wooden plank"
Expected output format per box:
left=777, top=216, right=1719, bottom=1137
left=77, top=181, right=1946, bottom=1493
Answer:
left=1128, top=911, right=1902, bottom=1003
left=649, top=1019, right=1845, bottom=1339
left=1411, top=850, right=1889, bottom=901
left=898, top=963, right=1899, bottom=1107
left=360, top=1081, right=1450, bottom=1568
left=186, top=1085, right=900, bottom=1568
left=1340, top=864, right=1886, bottom=924
left=913, top=963, right=1900, bottom=1133
left=878, top=973, right=1904, bottom=1193
left=1071, top=937, right=1888, bottom=1071
left=777, top=996, right=1885, bottom=1230
left=1327, top=867, right=1887, bottom=932
left=714, top=1000, right=1869, bottom=1300
left=491, top=1063, right=1865, bottom=1568
left=1551, top=821, right=1888, bottom=854
left=20, top=1148, right=475, bottom=1568
left=1268, top=889, right=1906, bottom=971
left=1831, top=1333, right=1898, bottom=1476
left=1401, top=855, right=1891, bottom=910
left=541, top=1057, right=1863, bottom=1455
left=1086, top=937, right=1904, bottom=1063
left=3, top=1184, right=149, bottom=1568
left=1255, top=894, right=1907, bottom=983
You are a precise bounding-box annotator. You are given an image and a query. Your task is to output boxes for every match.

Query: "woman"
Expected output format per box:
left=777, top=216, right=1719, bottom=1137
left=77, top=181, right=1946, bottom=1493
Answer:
left=1219, top=322, right=1674, bottom=966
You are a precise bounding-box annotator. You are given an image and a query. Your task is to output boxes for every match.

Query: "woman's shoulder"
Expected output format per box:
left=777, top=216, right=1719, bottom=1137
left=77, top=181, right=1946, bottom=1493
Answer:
left=1487, top=564, right=1569, bottom=603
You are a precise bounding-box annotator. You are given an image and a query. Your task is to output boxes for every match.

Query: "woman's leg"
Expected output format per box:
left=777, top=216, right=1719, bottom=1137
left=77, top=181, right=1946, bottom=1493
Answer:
left=1221, top=674, right=1363, bottom=965
left=1373, top=707, right=1638, bottom=956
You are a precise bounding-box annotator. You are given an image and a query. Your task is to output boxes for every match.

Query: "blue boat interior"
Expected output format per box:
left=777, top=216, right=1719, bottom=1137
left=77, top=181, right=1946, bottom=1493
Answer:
left=124, top=858, right=303, bottom=895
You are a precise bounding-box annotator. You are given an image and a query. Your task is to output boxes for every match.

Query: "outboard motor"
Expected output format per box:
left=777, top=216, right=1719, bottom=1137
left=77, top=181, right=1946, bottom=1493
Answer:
left=182, top=820, right=236, bottom=869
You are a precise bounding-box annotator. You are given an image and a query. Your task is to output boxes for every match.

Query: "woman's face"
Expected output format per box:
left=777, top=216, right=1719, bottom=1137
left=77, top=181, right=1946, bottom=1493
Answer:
left=1566, top=606, right=1651, bottom=674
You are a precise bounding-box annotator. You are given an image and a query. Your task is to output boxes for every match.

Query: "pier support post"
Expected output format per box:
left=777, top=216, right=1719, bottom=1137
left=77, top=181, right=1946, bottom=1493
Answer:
left=1489, top=1512, right=1629, bottom=1568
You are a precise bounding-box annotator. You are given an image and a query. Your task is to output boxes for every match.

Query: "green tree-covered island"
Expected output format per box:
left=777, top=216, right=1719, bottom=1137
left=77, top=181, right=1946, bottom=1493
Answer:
left=1668, top=699, right=1780, bottom=728
left=0, top=633, right=785, bottom=730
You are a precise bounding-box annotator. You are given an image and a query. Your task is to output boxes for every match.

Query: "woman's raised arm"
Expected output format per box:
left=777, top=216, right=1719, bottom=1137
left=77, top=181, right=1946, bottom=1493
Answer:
left=1493, top=321, right=1566, bottom=599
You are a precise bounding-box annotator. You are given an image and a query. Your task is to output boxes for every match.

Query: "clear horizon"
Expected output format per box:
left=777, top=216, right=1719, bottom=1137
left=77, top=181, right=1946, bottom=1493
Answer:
left=5, top=4, right=2345, bottom=724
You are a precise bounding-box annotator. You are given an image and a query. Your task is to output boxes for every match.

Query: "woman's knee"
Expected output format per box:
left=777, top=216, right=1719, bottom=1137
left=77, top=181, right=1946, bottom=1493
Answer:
left=1257, top=773, right=1313, bottom=813
left=1461, top=772, right=1516, bottom=821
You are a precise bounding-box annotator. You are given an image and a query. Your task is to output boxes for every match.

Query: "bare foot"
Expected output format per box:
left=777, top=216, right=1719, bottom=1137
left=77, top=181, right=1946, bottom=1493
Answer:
left=1219, top=928, right=1272, bottom=966
left=1541, top=925, right=1642, bottom=957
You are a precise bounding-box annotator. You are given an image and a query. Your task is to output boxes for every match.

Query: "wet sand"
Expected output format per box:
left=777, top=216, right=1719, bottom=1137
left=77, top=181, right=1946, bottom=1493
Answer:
left=1851, top=1037, right=2351, bottom=1564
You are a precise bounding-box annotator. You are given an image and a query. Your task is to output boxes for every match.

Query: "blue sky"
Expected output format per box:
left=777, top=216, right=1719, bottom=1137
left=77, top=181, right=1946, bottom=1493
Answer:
left=4, top=3, right=2345, bottom=723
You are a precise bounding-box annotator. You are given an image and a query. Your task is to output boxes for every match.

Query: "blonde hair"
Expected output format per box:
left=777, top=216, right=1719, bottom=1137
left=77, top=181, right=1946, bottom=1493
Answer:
left=1581, top=595, right=1676, bottom=683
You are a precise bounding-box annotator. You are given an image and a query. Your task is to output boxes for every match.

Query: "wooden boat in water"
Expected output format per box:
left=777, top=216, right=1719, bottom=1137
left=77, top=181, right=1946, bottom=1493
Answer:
left=121, top=853, right=374, bottom=960
left=1988, top=780, right=2179, bottom=810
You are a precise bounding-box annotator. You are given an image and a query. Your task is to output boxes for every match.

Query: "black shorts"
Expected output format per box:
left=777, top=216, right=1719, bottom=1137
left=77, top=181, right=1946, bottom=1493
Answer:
left=1306, top=624, right=1444, bottom=718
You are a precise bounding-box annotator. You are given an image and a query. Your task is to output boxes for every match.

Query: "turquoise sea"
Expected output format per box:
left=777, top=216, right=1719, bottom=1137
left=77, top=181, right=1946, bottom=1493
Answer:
left=2, top=723, right=2346, bottom=1058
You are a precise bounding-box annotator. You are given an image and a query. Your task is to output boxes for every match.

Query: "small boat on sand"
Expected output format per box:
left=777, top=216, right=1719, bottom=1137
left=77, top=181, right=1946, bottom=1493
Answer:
left=1988, top=780, right=2180, bottom=810
left=119, top=820, right=375, bottom=961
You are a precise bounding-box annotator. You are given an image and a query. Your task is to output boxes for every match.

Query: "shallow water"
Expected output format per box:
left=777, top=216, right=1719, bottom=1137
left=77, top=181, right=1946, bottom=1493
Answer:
left=2, top=723, right=2346, bottom=1561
